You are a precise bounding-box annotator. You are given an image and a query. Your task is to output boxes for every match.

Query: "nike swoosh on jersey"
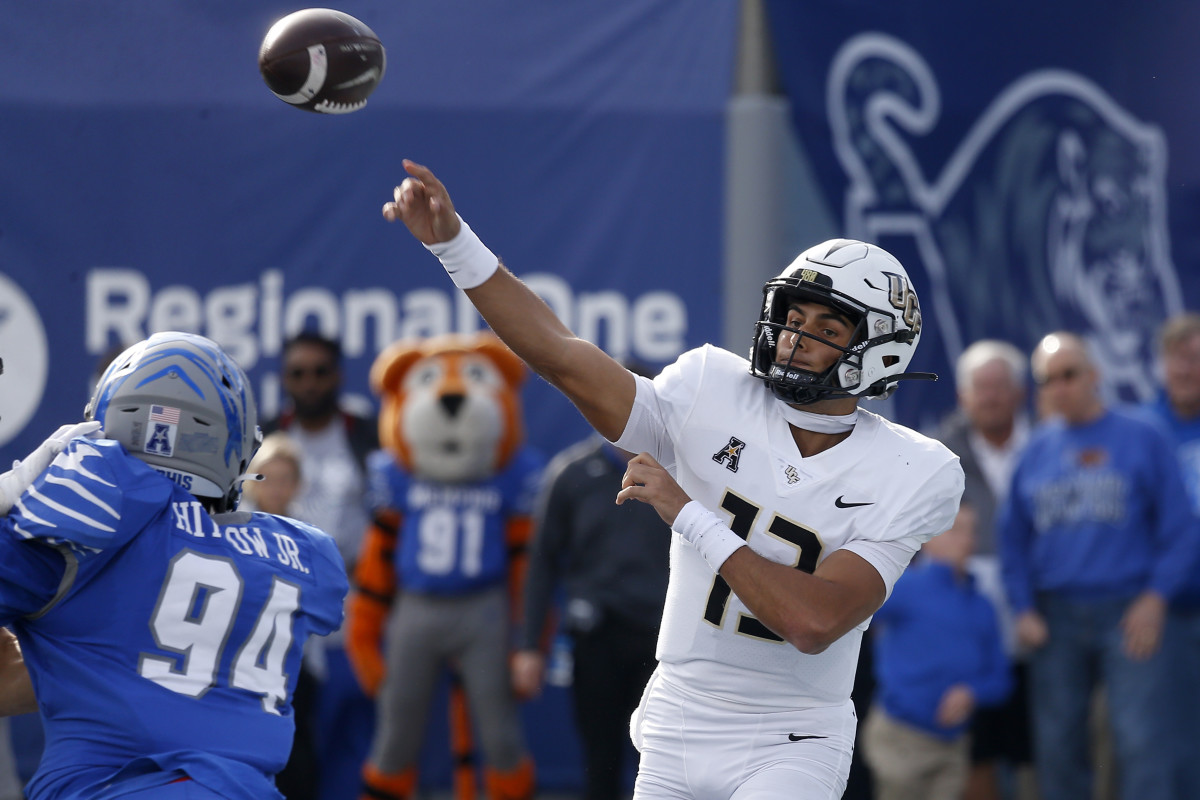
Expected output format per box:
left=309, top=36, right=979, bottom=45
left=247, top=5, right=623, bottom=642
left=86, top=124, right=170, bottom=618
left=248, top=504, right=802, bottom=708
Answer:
left=788, top=733, right=828, bottom=741
left=834, top=496, right=873, bottom=508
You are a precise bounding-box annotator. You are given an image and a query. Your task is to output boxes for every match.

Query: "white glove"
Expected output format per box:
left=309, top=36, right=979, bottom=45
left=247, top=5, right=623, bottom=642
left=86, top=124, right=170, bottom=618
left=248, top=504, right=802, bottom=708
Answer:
left=0, top=421, right=103, bottom=515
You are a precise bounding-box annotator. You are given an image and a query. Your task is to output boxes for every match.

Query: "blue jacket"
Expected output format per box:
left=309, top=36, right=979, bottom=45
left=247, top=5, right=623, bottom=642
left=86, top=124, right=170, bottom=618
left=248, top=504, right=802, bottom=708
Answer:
left=872, top=559, right=1011, bottom=740
left=1139, top=394, right=1200, bottom=605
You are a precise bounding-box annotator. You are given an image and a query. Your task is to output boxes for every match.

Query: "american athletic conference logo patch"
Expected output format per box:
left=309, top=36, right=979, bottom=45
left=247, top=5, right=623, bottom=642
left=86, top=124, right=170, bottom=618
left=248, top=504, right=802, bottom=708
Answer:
left=712, top=436, right=745, bottom=472
left=144, top=405, right=180, bottom=457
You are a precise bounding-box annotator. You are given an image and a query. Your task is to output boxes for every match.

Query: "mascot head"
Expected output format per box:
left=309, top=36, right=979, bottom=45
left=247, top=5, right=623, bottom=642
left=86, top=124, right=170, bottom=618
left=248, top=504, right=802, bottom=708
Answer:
left=371, top=332, right=527, bottom=483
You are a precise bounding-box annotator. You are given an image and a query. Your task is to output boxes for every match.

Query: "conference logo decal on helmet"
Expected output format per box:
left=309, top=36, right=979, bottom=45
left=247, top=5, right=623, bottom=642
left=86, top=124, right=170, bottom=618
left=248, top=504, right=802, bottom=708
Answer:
left=145, top=405, right=181, bottom=457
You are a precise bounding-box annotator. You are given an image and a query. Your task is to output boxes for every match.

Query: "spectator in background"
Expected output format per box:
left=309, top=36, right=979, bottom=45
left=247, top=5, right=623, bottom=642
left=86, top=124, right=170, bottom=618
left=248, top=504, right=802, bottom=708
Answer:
left=863, top=502, right=1011, bottom=800
left=1141, top=312, right=1200, bottom=799
left=932, top=340, right=1035, bottom=800
left=512, top=411, right=672, bottom=800
left=265, top=331, right=378, bottom=800
left=242, top=432, right=318, bottom=799
left=244, top=432, right=304, bottom=517
left=267, top=332, right=377, bottom=567
left=999, top=331, right=1199, bottom=800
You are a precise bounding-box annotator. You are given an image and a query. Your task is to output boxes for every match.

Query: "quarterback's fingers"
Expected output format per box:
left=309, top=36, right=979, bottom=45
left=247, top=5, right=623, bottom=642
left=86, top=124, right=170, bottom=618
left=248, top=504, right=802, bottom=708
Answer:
left=628, top=451, right=663, bottom=470
left=396, top=178, right=427, bottom=209
left=403, top=159, right=447, bottom=197
left=620, top=462, right=658, bottom=491
left=615, top=483, right=647, bottom=506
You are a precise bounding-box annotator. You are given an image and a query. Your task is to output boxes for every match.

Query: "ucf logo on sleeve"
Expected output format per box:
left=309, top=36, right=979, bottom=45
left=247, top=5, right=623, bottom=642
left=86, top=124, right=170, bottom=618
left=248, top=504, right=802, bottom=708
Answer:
left=712, top=436, right=745, bottom=472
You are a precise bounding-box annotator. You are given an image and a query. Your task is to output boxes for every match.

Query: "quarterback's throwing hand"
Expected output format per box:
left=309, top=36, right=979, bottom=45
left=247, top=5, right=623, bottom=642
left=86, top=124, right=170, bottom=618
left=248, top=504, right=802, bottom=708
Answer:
left=382, top=160, right=461, bottom=245
left=616, top=452, right=691, bottom=526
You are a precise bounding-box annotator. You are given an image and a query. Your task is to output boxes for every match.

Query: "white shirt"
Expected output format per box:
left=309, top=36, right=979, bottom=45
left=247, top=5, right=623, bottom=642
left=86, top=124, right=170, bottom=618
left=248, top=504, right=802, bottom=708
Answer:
left=967, top=415, right=1030, bottom=506
left=614, top=345, right=964, bottom=708
left=288, top=421, right=369, bottom=568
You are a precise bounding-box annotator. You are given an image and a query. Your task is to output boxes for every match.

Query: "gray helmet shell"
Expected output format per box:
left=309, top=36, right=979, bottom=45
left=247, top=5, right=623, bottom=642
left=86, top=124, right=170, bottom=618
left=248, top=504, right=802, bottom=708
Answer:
left=85, top=332, right=261, bottom=511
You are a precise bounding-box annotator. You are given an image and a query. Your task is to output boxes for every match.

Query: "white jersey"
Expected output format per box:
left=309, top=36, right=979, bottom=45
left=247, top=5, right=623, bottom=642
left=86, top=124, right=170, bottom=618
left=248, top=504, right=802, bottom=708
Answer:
left=614, top=345, right=963, bottom=708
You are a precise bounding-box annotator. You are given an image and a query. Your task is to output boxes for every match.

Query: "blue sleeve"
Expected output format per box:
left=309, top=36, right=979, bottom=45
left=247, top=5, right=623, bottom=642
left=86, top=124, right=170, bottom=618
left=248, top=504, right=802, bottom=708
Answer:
left=0, top=438, right=171, bottom=622
left=967, top=595, right=1012, bottom=708
left=999, top=451, right=1037, bottom=615
left=1144, top=424, right=1200, bottom=599
left=0, top=528, right=68, bottom=621
left=270, top=516, right=349, bottom=636
left=9, top=438, right=171, bottom=552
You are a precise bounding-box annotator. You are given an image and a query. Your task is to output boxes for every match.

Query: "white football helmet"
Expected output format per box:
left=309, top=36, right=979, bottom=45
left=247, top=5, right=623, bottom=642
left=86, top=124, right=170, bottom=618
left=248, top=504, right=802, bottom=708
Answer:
left=749, top=239, right=934, bottom=405
left=85, top=332, right=262, bottom=512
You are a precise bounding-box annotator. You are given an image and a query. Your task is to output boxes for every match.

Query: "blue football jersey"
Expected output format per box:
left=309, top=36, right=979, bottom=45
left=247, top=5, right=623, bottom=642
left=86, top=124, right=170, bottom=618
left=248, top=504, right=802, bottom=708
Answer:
left=0, top=438, right=348, bottom=800
left=367, top=447, right=544, bottom=594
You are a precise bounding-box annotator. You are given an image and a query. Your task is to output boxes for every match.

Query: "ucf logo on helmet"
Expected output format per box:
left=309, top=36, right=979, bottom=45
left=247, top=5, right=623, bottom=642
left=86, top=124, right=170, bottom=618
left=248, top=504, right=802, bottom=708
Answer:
left=885, top=272, right=922, bottom=334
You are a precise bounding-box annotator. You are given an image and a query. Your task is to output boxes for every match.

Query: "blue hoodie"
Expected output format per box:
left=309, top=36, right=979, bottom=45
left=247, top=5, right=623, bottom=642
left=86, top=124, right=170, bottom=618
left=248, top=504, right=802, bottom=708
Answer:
left=999, top=407, right=1200, bottom=614
left=1139, top=393, right=1200, bottom=606
left=872, top=559, right=1011, bottom=740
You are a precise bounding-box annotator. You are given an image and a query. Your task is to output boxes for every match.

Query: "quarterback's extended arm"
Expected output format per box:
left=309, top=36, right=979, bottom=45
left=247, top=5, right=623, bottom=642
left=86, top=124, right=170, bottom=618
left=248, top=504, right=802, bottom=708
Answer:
left=383, top=160, right=636, bottom=442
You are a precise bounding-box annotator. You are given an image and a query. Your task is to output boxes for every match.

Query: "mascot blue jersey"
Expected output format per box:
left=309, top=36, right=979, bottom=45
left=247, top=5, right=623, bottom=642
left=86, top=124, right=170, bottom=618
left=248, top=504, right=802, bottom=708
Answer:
left=0, top=438, right=348, bottom=800
left=367, top=447, right=544, bottom=594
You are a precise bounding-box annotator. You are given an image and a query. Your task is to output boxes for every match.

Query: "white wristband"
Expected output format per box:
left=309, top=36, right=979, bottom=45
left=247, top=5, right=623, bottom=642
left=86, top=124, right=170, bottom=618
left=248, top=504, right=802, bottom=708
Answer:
left=673, top=500, right=746, bottom=572
left=424, top=215, right=500, bottom=290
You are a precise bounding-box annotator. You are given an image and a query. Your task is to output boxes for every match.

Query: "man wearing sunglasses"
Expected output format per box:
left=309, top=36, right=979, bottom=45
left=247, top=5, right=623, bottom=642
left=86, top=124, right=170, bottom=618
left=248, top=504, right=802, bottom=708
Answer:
left=265, top=331, right=379, bottom=800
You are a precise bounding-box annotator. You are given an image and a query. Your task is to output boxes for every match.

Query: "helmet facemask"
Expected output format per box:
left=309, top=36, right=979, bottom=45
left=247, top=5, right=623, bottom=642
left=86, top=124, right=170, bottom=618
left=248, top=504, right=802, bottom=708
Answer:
left=752, top=280, right=871, bottom=405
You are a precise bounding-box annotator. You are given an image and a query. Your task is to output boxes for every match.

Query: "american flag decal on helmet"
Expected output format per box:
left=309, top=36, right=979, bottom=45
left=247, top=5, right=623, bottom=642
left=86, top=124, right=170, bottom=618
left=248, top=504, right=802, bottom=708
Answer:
left=149, top=405, right=181, bottom=425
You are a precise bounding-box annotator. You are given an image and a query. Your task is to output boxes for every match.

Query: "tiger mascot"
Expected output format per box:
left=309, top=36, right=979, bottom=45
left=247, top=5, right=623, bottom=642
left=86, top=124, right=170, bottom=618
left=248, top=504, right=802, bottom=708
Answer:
left=348, top=332, right=544, bottom=800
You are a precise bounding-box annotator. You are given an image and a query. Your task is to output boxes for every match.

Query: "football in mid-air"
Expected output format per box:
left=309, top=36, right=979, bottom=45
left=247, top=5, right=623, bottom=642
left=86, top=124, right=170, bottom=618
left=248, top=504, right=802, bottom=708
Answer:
left=258, top=8, right=386, bottom=114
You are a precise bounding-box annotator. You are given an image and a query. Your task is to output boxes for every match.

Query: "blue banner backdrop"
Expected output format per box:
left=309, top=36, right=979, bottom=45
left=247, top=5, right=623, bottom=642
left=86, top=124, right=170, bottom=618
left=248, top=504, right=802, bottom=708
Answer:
left=0, top=1, right=738, bottom=790
left=764, top=0, right=1200, bottom=430
left=0, top=1, right=735, bottom=464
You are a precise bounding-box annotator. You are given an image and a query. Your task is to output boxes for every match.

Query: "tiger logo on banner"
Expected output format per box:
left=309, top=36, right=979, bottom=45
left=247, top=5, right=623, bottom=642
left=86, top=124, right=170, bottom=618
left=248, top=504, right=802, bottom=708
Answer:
left=827, top=32, right=1183, bottom=401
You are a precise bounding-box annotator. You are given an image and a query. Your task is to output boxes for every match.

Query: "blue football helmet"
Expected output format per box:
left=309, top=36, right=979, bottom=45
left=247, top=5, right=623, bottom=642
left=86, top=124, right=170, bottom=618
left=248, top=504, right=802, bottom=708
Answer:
left=85, top=332, right=262, bottom=512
